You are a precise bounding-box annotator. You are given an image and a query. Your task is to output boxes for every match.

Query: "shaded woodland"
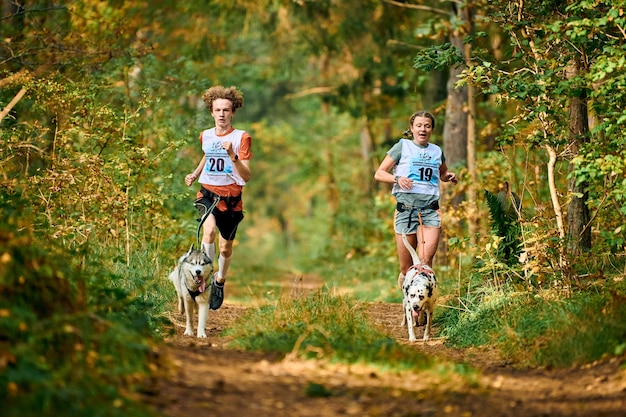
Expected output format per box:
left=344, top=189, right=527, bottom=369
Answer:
left=2, top=1, right=626, bottom=415
left=3, top=0, right=625, bottom=276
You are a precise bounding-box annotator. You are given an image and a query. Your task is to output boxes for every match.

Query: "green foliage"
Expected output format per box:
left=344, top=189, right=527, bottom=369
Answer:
left=439, top=281, right=626, bottom=368
left=571, top=147, right=626, bottom=255
left=484, top=188, right=522, bottom=266
left=442, top=0, right=626, bottom=273
left=2, top=0, right=626, bottom=384
left=0, top=197, right=158, bottom=417
left=226, top=290, right=434, bottom=371
left=413, top=43, right=465, bottom=72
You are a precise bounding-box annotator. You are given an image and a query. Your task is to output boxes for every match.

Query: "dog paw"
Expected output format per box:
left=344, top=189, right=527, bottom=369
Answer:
left=184, top=328, right=194, bottom=336
left=409, top=337, right=417, bottom=342
left=197, top=333, right=207, bottom=338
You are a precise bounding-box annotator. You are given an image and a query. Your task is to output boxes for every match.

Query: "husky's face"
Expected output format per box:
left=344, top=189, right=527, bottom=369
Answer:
left=180, top=248, right=213, bottom=293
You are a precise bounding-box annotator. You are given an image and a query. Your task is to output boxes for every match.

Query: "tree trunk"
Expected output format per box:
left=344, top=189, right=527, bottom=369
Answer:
left=438, top=3, right=472, bottom=265
left=566, top=59, right=592, bottom=256
left=320, top=53, right=339, bottom=237
left=443, top=31, right=468, bottom=222
left=360, top=118, right=375, bottom=196
left=465, top=40, right=478, bottom=240
left=443, top=31, right=468, bottom=170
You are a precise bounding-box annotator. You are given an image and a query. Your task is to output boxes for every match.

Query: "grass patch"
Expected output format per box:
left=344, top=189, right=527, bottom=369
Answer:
left=91, top=245, right=173, bottom=334
left=225, top=262, right=292, bottom=305
left=226, top=289, right=436, bottom=372
left=439, top=281, right=626, bottom=368
left=320, top=256, right=401, bottom=303
left=517, top=288, right=626, bottom=367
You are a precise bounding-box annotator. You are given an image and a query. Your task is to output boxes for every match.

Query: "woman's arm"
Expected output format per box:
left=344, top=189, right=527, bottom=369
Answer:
left=374, top=155, right=397, bottom=184
left=439, top=162, right=458, bottom=184
left=375, top=155, right=415, bottom=190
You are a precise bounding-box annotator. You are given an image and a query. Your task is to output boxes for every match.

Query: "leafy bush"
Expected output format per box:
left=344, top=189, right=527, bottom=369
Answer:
left=0, top=195, right=159, bottom=417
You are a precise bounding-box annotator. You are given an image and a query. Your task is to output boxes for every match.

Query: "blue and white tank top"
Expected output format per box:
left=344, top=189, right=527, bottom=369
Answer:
left=391, top=140, right=442, bottom=197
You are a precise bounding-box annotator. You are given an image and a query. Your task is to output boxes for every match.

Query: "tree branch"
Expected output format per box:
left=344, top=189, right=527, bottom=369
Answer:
left=284, top=86, right=335, bottom=99
left=386, top=39, right=425, bottom=50
left=382, top=0, right=450, bottom=16
left=0, top=68, right=28, bottom=88
left=0, top=87, right=27, bottom=123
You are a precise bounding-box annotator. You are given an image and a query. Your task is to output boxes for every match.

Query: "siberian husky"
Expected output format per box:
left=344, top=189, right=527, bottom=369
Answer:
left=169, top=245, right=213, bottom=338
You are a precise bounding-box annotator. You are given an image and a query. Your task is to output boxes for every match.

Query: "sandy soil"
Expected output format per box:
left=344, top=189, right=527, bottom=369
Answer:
left=142, top=299, right=626, bottom=417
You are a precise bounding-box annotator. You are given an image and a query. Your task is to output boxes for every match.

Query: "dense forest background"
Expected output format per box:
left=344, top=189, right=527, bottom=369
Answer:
left=2, top=0, right=626, bottom=415
left=3, top=0, right=626, bottom=277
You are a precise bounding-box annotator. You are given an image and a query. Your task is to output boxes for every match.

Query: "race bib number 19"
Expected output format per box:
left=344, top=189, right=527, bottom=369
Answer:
left=409, top=155, right=438, bottom=185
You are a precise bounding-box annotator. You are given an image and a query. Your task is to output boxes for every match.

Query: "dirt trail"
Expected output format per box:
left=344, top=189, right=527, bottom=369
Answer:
left=142, top=301, right=626, bottom=417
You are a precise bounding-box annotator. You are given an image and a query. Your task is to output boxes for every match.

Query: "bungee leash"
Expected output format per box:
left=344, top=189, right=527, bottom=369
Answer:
left=195, top=196, right=220, bottom=249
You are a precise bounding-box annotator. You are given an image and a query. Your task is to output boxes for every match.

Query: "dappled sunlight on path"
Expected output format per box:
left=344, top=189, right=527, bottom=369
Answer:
left=143, top=301, right=626, bottom=417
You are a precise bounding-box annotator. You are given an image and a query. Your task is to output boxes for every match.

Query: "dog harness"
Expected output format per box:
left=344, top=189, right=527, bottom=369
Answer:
left=183, top=269, right=203, bottom=299
left=186, top=285, right=201, bottom=299
left=408, top=263, right=435, bottom=276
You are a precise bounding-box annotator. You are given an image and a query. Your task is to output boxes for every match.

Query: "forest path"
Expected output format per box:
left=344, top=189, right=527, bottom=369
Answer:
left=142, top=282, right=626, bottom=416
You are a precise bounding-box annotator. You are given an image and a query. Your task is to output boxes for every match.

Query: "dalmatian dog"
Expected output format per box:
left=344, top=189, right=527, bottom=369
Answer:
left=400, top=233, right=438, bottom=342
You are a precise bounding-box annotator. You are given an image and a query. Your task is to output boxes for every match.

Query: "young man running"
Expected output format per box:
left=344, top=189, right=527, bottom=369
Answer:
left=184, top=85, right=252, bottom=309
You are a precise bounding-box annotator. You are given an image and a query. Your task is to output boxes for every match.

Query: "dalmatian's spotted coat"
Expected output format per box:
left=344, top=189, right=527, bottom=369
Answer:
left=400, top=234, right=438, bottom=342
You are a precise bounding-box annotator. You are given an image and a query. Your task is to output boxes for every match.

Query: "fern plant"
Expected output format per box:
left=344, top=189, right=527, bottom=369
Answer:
left=484, top=183, right=522, bottom=266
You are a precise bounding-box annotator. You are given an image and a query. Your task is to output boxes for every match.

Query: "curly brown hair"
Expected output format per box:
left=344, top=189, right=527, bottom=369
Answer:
left=202, top=85, right=244, bottom=112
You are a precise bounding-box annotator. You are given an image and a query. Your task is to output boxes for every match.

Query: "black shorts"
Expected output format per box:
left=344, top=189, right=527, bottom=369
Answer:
left=212, top=208, right=244, bottom=241
left=195, top=188, right=244, bottom=241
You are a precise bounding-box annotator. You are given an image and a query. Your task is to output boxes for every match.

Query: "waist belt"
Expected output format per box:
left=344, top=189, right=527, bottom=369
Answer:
left=396, top=200, right=439, bottom=230
left=396, top=200, right=439, bottom=213
left=199, top=187, right=241, bottom=210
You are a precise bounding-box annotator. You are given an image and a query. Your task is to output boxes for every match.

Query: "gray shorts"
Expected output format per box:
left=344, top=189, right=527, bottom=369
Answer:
left=394, top=206, right=441, bottom=234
